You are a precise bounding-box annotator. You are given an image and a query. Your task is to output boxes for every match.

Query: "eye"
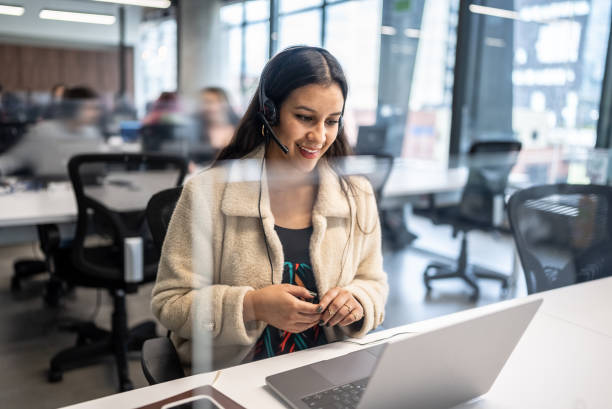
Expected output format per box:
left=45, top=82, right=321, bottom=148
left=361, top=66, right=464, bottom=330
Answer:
left=295, top=114, right=313, bottom=122
left=326, top=119, right=340, bottom=126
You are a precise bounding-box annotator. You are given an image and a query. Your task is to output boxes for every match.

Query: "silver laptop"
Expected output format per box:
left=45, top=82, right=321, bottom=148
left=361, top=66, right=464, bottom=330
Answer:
left=266, top=298, right=542, bottom=409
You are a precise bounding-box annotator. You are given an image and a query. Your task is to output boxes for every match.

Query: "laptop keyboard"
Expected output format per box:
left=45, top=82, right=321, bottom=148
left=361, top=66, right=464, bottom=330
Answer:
left=301, top=377, right=370, bottom=409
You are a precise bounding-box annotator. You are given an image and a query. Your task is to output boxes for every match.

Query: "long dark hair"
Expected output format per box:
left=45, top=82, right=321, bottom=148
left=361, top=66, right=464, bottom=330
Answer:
left=214, top=46, right=352, bottom=163
left=214, top=47, right=374, bottom=243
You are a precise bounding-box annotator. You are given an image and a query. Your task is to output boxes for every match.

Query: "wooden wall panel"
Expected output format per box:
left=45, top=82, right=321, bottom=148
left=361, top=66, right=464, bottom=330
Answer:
left=18, top=46, right=38, bottom=90
left=38, top=48, right=63, bottom=91
left=0, top=43, right=134, bottom=97
left=0, top=45, right=20, bottom=88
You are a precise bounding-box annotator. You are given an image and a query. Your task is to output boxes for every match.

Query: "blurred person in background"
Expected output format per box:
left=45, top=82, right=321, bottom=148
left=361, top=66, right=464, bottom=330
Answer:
left=142, top=91, right=185, bottom=126
left=197, top=87, right=239, bottom=151
left=41, top=83, right=67, bottom=120
left=0, top=86, right=104, bottom=177
left=0, top=84, right=27, bottom=123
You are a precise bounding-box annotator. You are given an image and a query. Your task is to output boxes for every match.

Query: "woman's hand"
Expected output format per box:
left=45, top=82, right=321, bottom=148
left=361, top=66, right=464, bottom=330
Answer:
left=244, top=284, right=321, bottom=333
left=318, top=287, right=364, bottom=327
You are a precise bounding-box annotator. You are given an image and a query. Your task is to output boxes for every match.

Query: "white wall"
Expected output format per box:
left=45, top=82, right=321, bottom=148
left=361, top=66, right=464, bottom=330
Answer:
left=0, top=0, right=140, bottom=46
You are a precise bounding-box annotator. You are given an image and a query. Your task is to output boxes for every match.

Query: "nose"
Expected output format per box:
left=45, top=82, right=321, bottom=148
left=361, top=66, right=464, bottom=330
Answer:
left=307, top=120, right=326, bottom=146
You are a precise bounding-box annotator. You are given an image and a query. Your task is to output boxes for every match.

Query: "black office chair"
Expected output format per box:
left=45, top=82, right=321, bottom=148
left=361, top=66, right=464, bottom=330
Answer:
left=46, top=153, right=187, bottom=391
left=508, top=184, right=612, bottom=294
left=421, top=140, right=522, bottom=301
left=141, top=186, right=186, bottom=385
left=0, top=121, right=27, bottom=153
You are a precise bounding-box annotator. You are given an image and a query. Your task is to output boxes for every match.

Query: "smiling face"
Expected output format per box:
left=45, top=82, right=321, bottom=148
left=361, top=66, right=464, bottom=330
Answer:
left=266, top=83, right=344, bottom=174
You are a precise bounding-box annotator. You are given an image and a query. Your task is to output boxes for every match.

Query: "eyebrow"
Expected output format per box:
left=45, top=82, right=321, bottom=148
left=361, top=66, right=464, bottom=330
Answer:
left=294, top=105, right=343, bottom=116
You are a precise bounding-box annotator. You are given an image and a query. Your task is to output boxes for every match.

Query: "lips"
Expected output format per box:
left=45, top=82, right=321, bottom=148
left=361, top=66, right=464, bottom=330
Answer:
left=297, top=144, right=321, bottom=159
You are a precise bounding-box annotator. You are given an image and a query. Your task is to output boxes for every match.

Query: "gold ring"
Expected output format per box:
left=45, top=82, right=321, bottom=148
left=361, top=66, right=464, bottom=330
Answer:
left=328, top=308, right=335, bottom=317
left=342, top=304, right=352, bottom=313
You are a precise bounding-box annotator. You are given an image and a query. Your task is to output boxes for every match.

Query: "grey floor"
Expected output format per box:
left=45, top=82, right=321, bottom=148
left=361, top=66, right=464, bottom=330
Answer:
left=0, top=215, right=526, bottom=409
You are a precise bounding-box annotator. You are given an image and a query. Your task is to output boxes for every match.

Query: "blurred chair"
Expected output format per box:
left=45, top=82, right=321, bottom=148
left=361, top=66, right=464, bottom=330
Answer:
left=46, top=153, right=187, bottom=391
left=141, top=186, right=186, bottom=385
left=421, top=140, right=521, bottom=301
left=0, top=121, right=27, bottom=154
left=353, top=153, right=394, bottom=204
left=354, top=125, right=387, bottom=155
left=508, top=183, right=612, bottom=294
left=348, top=152, right=417, bottom=249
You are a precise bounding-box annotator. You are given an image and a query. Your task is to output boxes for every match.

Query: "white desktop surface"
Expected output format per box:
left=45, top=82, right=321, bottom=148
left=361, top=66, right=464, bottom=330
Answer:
left=0, top=172, right=180, bottom=228
left=63, top=277, right=612, bottom=409
left=0, top=164, right=466, bottom=229
left=0, top=185, right=76, bottom=227
left=383, top=163, right=467, bottom=198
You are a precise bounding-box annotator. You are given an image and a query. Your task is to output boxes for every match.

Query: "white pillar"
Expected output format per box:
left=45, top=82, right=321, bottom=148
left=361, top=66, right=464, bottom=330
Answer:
left=178, top=0, right=224, bottom=97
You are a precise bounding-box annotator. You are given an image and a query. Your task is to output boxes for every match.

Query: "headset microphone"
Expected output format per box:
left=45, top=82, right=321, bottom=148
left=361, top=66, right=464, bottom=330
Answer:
left=257, top=111, right=289, bottom=154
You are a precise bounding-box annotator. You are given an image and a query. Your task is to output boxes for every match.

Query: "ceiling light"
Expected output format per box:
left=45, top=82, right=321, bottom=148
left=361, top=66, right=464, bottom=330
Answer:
left=93, top=0, right=171, bottom=8
left=469, top=4, right=519, bottom=20
left=0, top=4, right=25, bottom=16
left=39, top=9, right=116, bottom=25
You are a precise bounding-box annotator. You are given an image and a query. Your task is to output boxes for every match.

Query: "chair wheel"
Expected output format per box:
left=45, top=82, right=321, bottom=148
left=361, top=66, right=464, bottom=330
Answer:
left=119, top=379, right=133, bottom=392
left=48, top=369, right=63, bottom=383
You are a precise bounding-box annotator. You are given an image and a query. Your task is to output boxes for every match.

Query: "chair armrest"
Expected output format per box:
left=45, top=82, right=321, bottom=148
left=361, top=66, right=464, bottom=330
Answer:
left=141, top=337, right=185, bottom=385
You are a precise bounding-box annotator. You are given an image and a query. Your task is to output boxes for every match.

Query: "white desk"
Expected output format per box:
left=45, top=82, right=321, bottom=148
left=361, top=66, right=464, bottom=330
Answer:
left=0, top=164, right=467, bottom=229
left=383, top=162, right=467, bottom=198
left=64, top=277, right=612, bottom=409
left=0, top=172, right=181, bottom=228
left=0, top=185, right=76, bottom=228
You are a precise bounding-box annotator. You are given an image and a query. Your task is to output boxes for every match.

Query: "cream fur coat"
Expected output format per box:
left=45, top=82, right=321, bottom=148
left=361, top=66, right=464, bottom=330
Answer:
left=151, top=146, right=388, bottom=370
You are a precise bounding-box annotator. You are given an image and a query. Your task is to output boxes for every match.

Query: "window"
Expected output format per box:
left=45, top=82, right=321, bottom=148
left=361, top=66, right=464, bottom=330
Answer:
left=219, top=1, right=270, bottom=109
left=325, top=0, right=382, bottom=143
left=278, top=9, right=322, bottom=50
left=377, top=0, right=459, bottom=162
left=455, top=0, right=612, bottom=184
left=279, top=0, right=322, bottom=14
left=136, top=18, right=177, bottom=117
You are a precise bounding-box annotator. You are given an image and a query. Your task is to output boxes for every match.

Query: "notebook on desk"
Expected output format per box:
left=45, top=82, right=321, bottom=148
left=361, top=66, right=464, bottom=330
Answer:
left=266, top=298, right=542, bottom=409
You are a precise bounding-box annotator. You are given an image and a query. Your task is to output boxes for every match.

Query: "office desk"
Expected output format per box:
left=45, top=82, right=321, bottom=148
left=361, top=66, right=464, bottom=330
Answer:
left=63, top=277, right=612, bottom=409
left=0, top=164, right=467, bottom=229
left=383, top=162, right=467, bottom=200
left=0, top=185, right=76, bottom=228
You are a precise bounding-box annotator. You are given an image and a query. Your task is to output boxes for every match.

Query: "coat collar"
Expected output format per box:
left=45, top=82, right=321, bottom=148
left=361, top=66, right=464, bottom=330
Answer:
left=220, top=145, right=351, bottom=219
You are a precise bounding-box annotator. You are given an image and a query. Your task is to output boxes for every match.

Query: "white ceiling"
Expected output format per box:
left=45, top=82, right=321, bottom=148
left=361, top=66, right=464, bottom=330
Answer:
left=0, top=0, right=142, bottom=46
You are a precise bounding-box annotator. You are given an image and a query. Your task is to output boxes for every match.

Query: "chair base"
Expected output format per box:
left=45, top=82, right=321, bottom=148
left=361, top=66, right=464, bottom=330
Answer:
left=48, top=320, right=157, bottom=391
left=423, top=261, right=510, bottom=302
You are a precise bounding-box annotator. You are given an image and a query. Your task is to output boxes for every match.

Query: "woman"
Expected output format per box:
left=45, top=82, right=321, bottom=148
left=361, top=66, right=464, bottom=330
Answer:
left=152, top=46, right=388, bottom=370
left=197, top=86, right=239, bottom=150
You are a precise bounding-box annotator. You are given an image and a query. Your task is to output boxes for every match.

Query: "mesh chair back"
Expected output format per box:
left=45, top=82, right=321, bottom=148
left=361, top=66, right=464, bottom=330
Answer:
left=508, top=183, right=612, bottom=294
left=146, top=187, right=183, bottom=253
left=459, top=140, right=521, bottom=225
left=67, top=153, right=187, bottom=284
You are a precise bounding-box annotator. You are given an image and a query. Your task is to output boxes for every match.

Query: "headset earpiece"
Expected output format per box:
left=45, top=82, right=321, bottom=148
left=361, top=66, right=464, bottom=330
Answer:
left=262, top=97, right=278, bottom=125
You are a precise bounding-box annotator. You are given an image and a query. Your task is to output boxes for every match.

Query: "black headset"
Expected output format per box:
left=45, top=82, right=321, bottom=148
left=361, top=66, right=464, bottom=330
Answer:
left=257, top=47, right=345, bottom=155
left=256, top=46, right=347, bottom=284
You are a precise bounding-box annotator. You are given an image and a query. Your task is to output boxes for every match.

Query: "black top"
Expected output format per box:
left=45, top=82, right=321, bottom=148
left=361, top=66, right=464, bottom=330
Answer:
left=253, top=225, right=327, bottom=360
